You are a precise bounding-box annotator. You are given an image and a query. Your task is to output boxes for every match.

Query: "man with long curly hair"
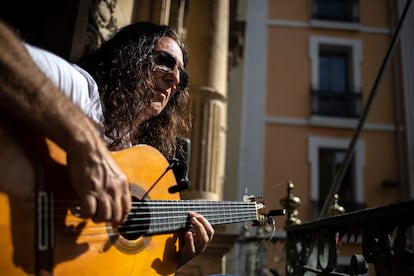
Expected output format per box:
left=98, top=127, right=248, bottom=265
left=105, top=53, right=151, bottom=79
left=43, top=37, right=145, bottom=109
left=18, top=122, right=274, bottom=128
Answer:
left=0, top=19, right=213, bottom=268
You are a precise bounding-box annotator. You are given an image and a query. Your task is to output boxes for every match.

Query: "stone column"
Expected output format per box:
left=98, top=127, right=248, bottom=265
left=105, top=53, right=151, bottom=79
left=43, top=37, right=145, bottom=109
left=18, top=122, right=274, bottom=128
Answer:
left=176, top=1, right=230, bottom=274
left=182, top=0, right=229, bottom=202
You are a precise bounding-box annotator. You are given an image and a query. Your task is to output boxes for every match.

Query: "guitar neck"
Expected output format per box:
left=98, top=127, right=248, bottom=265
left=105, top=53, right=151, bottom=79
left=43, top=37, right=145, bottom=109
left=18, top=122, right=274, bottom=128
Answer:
left=128, top=200, right=259, bottom=235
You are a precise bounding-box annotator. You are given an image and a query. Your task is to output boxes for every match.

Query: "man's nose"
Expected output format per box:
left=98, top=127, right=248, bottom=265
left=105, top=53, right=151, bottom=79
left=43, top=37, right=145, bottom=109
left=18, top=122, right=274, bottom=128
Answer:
left=165, top=67, right=180, bottom=88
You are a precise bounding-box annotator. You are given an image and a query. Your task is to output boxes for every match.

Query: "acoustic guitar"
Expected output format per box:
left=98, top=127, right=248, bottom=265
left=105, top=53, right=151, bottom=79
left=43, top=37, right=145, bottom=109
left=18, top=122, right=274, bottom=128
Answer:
left=0, top=120, right=272, bottom=275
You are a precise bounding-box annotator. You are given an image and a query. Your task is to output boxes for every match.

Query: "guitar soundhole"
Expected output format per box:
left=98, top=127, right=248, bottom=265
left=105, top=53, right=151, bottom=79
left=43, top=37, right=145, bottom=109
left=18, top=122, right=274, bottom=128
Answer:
left=117, top=196, right=150, bottom=240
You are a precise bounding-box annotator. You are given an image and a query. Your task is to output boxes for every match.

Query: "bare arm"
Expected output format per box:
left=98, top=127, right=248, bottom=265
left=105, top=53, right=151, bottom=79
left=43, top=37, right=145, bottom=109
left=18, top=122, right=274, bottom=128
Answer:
left=0, top=20, right=131, bottom=227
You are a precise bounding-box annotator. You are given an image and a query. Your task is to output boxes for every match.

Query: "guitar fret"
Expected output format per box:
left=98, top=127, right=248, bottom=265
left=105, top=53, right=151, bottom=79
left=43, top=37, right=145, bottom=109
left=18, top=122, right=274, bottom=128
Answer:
left=163, top=201, right=167, bottom=232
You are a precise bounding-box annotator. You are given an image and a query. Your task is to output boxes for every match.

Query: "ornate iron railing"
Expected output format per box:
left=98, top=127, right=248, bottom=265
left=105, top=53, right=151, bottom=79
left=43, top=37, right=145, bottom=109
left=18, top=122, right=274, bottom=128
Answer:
left=285, top=199, right=414, bottom=275
left=311, top=89, right=362, bottom=118
left=311, top=0, right=360, bottom=23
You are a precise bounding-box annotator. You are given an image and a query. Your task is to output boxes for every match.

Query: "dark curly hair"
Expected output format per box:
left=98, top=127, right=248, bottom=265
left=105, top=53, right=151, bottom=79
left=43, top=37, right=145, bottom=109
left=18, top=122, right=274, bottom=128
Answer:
left=79, top=22, right=191, bottom=159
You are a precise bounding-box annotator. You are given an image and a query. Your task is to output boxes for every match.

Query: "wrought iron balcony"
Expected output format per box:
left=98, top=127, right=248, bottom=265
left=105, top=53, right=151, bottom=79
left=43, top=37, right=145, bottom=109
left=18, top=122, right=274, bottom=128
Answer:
left=284, top=198, right=414, bottom=275
left=311, top=0, right=360, bottom=23
left=311, top=89, right=362, bottom=118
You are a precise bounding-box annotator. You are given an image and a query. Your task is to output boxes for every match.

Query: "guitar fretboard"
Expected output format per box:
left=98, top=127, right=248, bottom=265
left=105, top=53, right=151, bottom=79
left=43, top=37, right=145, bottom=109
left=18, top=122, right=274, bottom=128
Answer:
left=123, top=200, right=259, bottom=235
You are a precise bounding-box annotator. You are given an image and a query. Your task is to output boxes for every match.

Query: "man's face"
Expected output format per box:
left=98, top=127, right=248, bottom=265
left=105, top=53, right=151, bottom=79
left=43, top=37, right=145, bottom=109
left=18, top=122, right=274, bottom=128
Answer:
left=143, top=36, right=187, bottom=119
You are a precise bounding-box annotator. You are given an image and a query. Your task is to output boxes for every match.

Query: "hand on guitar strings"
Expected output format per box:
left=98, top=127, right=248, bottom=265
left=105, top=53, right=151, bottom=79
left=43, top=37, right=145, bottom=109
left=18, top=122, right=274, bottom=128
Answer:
left=178, top=211, right=215, bottom=267
left=66, top=140, right=131, bottom=229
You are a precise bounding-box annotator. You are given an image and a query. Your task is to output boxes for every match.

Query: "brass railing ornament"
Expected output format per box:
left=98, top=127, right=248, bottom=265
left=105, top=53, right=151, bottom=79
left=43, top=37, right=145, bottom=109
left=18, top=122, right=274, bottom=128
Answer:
left=328, top=194, right=345, bottom=216
left=280, top=181, right=301, bottom=227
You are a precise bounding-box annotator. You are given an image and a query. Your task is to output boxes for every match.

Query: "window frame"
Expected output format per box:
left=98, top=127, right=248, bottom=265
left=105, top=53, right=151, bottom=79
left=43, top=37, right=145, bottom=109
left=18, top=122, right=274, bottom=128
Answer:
left=308, top=136, right=365, bottom=219
left=310, top=36, right=362, bottom=94
left=310, top=36, right=363, bottom=120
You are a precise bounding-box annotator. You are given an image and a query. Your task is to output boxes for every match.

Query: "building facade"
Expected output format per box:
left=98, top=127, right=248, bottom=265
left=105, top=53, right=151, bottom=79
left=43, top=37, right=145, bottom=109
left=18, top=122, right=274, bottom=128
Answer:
left=225, top=0, right=414, bottom=274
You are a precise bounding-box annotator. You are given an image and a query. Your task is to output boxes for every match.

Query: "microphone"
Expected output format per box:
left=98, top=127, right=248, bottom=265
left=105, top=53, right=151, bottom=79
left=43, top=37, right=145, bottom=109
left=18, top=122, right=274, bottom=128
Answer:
left=168, top=137, right=191, bottom=194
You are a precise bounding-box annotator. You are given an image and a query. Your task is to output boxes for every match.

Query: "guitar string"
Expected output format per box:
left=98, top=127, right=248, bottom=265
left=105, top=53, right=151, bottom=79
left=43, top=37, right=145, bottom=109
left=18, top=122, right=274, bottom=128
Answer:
left=48, top=199, right=261, bottom=205
left=39, top=206, right=260, bottom=237
left=48, top=208, right=259, bottom=225
left=52, top=216, right=261, bottom=241
left=50, top=210, right=260, bottom=225
left=42, top=199, right=260, bottom=209
left=62, top=209, right=258, bottom=230
left=50, top=201, right=258, bottom=214
left=50, top=201, right=259, bottom=213
left=49, top=204, right=258, bottom=215
left=45, top=211, right=260, bottom=241
left=35, top=199, right=265, bottom=238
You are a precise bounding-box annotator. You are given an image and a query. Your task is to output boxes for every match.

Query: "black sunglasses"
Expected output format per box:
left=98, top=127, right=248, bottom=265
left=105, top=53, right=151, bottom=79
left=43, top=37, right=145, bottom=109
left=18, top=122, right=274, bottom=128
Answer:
left=153, top=51, right=189, bottom=91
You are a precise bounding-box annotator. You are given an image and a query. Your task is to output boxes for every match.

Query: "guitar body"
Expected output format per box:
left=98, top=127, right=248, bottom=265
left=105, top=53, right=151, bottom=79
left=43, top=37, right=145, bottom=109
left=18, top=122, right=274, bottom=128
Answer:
left=0, top=120, right=180, bottom=275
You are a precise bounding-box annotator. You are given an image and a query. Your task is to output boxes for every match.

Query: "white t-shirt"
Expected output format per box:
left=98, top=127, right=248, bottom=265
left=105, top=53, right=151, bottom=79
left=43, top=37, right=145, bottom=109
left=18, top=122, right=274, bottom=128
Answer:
left=24, top=43, right=105, bottom=130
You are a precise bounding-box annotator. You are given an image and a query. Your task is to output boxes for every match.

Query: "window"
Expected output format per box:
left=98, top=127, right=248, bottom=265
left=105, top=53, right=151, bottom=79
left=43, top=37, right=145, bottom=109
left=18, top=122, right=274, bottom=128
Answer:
left=319, top=148, right=357, bottom=213
left=308, top=136, right=366, bottom=219
left=319, top=48, right=349, bottom=93
left=312, top=0, right=359, bottom=23
left=310, top=36, right=362, bottom=119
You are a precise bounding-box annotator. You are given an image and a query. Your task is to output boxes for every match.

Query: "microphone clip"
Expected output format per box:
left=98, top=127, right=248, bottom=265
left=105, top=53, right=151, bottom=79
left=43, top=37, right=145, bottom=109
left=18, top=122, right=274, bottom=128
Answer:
left=168, top=158, right=191, bottom=193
